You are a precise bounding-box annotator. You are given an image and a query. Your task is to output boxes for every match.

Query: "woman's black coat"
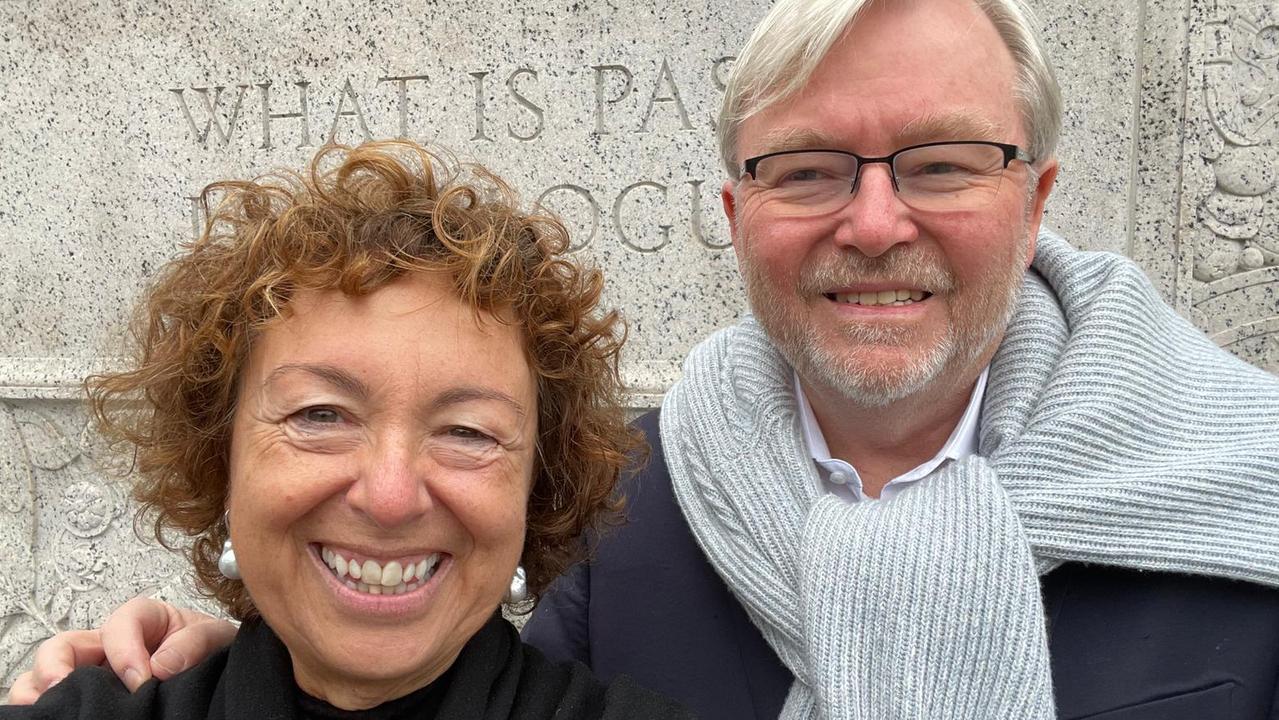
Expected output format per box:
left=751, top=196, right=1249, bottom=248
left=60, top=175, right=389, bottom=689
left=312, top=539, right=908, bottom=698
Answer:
left=1, top=615, right=692, bottom=720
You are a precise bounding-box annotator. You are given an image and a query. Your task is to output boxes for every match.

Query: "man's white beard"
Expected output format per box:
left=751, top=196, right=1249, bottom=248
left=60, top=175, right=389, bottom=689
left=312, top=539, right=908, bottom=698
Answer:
left=742, top=232, right=1031, bottom=409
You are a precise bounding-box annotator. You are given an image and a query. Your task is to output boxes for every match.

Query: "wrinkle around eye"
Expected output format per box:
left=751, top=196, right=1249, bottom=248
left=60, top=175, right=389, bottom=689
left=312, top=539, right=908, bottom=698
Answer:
left=427, top=423, right=530, bottom=470
left=278, top=408, right=363, bottom=453
left=429, top=441, right=503, bottom=470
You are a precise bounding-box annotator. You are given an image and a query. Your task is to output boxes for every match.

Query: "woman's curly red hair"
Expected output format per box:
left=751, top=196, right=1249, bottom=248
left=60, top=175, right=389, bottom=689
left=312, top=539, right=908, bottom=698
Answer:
left=88, top=141, right=636, bottom=620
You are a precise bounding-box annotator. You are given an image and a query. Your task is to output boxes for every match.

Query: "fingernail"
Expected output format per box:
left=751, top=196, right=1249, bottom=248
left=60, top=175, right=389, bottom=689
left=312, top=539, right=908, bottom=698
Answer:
left=151, top=648, right=184, bottom=675
left=123, top=667, right=143, bottom=691
left=47, top=676, right=63, bottom=690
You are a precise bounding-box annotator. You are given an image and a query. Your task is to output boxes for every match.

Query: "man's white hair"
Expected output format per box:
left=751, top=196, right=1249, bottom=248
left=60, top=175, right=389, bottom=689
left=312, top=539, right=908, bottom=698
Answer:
left=717, top=0, right=1062, bottom=177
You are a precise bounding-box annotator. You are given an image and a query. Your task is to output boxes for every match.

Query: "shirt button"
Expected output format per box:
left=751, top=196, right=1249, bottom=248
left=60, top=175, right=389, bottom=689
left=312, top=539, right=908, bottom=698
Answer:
left=828, top=471, right=850, bottom=485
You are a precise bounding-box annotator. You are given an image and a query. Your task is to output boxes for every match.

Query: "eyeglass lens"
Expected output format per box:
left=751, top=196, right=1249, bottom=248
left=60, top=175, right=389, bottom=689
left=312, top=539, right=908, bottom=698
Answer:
left=750, top=143, right=1012, bottom=215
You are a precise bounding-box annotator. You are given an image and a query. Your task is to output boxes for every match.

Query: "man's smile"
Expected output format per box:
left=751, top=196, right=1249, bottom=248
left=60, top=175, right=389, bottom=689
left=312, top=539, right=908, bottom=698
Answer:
left=826, top=289, right=931, bottom=307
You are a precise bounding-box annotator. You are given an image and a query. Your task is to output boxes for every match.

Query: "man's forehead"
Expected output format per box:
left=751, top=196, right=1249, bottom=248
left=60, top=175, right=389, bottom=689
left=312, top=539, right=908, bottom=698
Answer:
left=754, top=111, right=1008, bottom=154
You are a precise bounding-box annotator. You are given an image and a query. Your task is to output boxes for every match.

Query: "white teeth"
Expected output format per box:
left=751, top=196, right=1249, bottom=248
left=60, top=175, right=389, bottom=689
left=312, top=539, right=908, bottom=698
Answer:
left=361, top=560, right=382, bottom=585
left=319, top=546, right=441, bottom=596
left=833, top=289, right=928, bottom=307
left=381, top=561, right=403, bottom=587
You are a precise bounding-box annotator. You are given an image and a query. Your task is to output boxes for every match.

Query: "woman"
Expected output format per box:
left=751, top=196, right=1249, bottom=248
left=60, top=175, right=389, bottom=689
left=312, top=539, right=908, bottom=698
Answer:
left=1, top=142, right=690, bottom=719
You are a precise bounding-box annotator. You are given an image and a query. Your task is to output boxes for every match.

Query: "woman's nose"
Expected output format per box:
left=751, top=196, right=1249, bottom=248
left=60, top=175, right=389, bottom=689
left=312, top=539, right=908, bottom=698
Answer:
left=345, top=441, right=432, bottom=529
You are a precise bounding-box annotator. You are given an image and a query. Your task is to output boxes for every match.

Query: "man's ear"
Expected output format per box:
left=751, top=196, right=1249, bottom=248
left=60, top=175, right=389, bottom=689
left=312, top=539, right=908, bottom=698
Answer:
left=721, top=179, right=741, bottom=251
left=1024, top=158, right=1059, bottom=266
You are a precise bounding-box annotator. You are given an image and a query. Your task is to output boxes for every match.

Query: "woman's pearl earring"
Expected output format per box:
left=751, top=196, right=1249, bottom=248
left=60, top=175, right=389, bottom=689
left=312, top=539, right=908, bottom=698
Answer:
left=218, top=513, right=241, bottom=580
left=504, top=565, right=527, bottom=604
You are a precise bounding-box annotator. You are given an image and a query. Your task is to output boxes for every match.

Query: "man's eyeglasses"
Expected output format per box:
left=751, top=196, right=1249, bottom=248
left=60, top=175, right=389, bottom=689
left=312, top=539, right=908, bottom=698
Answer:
left=741, top=141, right=1034, bottom=215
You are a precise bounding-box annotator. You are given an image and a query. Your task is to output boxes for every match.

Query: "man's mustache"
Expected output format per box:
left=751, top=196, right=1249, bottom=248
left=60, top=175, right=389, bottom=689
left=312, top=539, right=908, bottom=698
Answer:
left=797, top=248, right=957, bottom=296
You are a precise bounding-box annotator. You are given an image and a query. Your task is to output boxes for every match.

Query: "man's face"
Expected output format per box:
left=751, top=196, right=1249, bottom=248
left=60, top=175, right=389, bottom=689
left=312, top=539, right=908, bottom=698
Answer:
left=723, top=0, right=1057, bottom=407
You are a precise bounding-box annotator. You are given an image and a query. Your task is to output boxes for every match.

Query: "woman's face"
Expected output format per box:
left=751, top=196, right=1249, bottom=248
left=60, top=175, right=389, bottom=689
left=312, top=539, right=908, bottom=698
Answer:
left=226, top=272, right=537, bottom=710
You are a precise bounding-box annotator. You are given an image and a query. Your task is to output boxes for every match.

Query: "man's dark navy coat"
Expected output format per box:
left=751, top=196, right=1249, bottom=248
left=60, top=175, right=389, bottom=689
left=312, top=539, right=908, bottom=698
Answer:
left=523, top=411, right=1279, bottom=720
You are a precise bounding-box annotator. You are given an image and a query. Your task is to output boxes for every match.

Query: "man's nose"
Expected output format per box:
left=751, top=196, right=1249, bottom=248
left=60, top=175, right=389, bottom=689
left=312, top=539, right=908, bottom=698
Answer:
left=346, top=438, right=432, bottom=529
left=832, top=163, right=918, bottom=256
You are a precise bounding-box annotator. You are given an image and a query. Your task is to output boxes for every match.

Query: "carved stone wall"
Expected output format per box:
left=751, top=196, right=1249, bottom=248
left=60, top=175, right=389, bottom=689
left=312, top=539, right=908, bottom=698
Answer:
left=1184, top=0, right=1279, bottom=369
left=1, top=0, right=1277, bottom=692
left=0, top=398, right=209, bottom=689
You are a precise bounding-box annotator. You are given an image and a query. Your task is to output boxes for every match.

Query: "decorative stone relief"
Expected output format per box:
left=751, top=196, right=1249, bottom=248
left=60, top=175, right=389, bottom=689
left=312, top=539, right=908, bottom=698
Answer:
left=1187, top=0, right=1279, bottom=372
left=0, top=401, right=214, bottom=692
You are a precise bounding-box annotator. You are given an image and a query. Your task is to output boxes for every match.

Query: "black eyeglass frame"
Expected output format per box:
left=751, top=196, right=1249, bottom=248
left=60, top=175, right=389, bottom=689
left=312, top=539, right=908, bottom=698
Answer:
left=741, top=141, right=1035, bottom=193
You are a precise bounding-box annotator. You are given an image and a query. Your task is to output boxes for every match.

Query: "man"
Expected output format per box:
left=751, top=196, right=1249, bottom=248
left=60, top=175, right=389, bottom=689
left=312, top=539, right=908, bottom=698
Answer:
left=12, top=0, right=1279, bottom=717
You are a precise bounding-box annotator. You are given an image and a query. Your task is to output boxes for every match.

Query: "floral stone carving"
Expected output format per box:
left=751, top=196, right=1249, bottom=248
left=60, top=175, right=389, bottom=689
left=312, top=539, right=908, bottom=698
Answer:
left=0, top=401, right=214, bottom=695
left=1196, top=2, right=1279, bottom=281
left=1190, top=1, right=1279, bottom=373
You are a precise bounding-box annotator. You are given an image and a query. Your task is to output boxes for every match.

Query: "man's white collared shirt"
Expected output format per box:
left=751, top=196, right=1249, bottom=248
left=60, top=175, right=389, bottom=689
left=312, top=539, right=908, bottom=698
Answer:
left=794, top=366, right=989, bottom=502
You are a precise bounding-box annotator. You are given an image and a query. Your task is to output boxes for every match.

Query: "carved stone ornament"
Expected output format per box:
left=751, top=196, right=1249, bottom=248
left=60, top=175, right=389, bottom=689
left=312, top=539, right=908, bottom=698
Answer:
left=0, top=401, right=213, bottom=694
left=1193, top=1, right=1279, bottom=372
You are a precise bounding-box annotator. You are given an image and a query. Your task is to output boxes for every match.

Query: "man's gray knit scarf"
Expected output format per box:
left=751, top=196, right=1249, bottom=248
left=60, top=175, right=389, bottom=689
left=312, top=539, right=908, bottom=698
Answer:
left=662, top=232, right=1279, bottom=719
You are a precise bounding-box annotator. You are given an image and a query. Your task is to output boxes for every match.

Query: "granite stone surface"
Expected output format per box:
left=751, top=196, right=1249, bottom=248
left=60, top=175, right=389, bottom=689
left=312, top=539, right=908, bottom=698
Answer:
left=1179, top=0, right=1279, bottom=370
left=2, top=0, right=1278, bottom=694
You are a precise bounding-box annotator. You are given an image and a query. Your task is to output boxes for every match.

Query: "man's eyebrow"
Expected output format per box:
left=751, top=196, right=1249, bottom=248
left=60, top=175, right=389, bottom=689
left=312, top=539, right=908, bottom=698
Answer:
left=433, top=386, right=528, bottom=418
left=751, top=114, right=1005, bottom=158
left=897, top=112, right=1004, bottom=144
left=754, top=127, right=842, bottom=155
left=264, top=363, right=370, bottom=398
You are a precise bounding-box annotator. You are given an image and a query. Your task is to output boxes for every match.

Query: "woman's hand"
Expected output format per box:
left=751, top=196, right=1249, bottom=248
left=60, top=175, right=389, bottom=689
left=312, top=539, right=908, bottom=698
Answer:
left=5, top=597, right=236, bottom=703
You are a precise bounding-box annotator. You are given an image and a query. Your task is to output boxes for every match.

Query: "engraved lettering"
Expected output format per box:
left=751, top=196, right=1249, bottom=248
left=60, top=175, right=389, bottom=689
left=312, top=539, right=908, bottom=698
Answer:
left=709, top=56, right=737, bottom=131
left=187, top=195, right=205, bottom=241
left=170, top=85, right=249, bottom=147
left=378, top=74, right=430, bottom=138
left=258, top=80, right=312, bottom=150
left=592, top=64, right=634, bottom=135
left=327, top=78, right=375, bottom=143
left=506, top=68, right=545, bottom=141
left=537, top=184, right=600, bottom=251
left=469, top=71, right=494, bottom=141
left=640, top=59, right=693, bottom=133
left=1204, top=19, right=1232, bottom=64
left=687, top=179, right=731, bottom=249
left=711, top=56, right=735, bottom=92
left=612, top=181, right=672, bottom=253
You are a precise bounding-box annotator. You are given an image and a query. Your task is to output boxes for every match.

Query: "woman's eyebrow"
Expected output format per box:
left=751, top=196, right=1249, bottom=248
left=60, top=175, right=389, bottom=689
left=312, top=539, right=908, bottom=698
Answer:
left=432, top=386, right=528, bottom=418
left=263, top=363, right=371, bottom=399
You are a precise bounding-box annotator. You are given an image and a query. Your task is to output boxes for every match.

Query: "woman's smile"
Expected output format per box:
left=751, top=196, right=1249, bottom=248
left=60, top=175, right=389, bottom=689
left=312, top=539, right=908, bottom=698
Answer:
left=318, top=544, right=443, bottom=595
left=307, top=543, right=452, bottom=618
